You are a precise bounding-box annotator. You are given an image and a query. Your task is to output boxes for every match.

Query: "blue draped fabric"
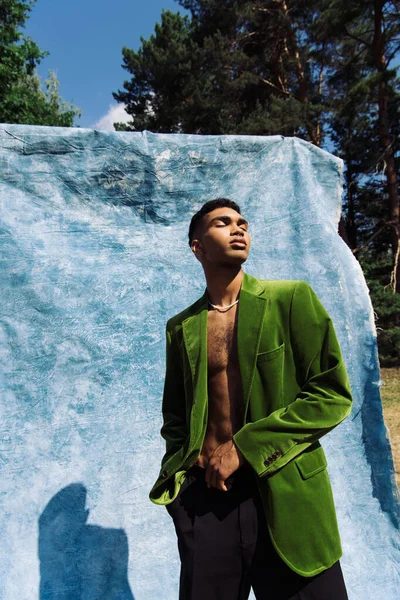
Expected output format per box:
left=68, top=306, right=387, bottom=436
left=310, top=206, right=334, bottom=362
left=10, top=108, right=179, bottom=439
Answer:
left=0, top=123, right=399, bottom=599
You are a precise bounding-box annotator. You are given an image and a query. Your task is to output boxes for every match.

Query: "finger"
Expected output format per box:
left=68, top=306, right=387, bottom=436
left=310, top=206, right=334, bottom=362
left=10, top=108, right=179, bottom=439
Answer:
left=206, top=463, right=216, bottom=488
left=210, top=467, right=218, bottom=489
left=207, top=471, right=213, bottom=488
left=217, top=473, right=228, bottom=492
left=205, top=464, right=210, bottom=487
left=225, top=477, right=233, bottom=491
left=215, top=468, right=224, bottom=490
left=207, top=458, right=218, bottom=488
left=221, top=474, right=234, bottom=492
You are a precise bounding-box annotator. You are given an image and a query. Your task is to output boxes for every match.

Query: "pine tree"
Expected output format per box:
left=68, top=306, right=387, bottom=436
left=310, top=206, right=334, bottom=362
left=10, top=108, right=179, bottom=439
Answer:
left=113, top=0, right=400, bottom=364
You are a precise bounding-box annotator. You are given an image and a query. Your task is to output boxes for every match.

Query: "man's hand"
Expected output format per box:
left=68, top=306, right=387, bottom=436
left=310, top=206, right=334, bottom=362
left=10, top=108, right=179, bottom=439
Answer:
left=205, top=440, right=247, bottom=491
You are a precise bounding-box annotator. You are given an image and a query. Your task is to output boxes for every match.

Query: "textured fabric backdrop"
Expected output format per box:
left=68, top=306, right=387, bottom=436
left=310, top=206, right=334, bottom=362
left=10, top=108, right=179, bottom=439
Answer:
left=0, top=123, right=399, bottom=599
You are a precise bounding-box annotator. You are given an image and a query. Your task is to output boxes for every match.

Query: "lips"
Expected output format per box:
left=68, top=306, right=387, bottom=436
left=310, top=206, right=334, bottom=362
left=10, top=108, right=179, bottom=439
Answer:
left=230, top=239, right=247, bottom=247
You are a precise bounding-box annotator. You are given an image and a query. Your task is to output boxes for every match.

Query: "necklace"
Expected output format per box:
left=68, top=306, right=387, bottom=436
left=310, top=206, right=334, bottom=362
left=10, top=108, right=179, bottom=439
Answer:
left=208, top=299, right=239, bottom=312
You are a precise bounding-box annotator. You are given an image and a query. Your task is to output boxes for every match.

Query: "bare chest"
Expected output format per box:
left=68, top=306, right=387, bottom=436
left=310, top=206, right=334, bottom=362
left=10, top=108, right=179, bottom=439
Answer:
left=207, top=306, right=239, bottom=373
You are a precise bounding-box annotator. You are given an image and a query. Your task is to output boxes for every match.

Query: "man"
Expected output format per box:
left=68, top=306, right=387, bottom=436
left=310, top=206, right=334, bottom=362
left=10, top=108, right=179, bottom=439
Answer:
left=149, top=198, right=353, bottom=599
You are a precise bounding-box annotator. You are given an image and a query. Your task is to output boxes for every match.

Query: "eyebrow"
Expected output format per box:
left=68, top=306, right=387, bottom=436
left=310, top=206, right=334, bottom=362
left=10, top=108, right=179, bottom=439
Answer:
left=209, top=215, right=249, bottom=226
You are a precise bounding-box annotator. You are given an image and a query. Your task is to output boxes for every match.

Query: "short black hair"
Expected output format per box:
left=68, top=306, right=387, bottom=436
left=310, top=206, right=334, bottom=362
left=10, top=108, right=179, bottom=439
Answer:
left=188, top=198, right=242, bottom=247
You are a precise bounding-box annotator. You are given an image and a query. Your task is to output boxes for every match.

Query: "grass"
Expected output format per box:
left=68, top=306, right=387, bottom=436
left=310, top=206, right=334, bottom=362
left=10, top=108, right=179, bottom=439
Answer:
left=380, top=367, right=400, bottom=489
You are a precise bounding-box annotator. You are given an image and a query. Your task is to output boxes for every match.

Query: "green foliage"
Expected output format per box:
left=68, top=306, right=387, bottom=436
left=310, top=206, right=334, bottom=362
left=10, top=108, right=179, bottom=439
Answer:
left=2, top=69, right=81, bottom=126
left=359, top=250, right=400, bottom=367
left=0, top=0, right=81, bottom=126
left=113, top=1, right=336, bottom=139
left=113, top=0, right=400, bottom=365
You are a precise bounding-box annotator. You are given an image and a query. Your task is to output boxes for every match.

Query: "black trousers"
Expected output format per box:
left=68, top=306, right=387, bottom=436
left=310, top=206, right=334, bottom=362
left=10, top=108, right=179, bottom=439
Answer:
left=166, top=464, right=349, bottom=600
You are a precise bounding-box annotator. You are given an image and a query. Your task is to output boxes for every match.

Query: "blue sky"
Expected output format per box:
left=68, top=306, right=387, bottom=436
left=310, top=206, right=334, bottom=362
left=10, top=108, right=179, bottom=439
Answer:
left=24, top=0, right=189, bottom=130
left=25, top=1, right=399, bottom=134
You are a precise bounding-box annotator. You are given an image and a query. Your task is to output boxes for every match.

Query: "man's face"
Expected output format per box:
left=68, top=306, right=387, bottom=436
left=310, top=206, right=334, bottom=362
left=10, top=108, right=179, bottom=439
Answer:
left=191, top=207, right=251, bottom=266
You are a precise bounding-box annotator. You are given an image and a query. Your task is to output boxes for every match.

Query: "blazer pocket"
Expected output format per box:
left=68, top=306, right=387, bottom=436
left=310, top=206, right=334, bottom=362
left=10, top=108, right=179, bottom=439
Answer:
left=257, top=341, right=285, bottom=363
left=295, top=444, right=328, bottom=480
left=255, top=342, right=285, bottom=412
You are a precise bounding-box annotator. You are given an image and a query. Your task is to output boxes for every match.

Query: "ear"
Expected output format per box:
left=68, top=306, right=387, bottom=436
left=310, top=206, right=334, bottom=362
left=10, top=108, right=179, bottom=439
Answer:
left=191, top=239, right=204, bottom=262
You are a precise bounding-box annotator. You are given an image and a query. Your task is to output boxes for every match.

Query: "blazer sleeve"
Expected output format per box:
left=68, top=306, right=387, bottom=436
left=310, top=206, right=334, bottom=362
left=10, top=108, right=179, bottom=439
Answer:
left=159, top=320, right=188, bottom=467
left=232, top=280, right=353, bottom=478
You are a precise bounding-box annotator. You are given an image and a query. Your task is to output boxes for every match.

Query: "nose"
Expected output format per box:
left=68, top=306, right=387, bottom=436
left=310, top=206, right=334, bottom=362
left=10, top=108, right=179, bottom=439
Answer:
left=232, top=226, right=245, bottom=237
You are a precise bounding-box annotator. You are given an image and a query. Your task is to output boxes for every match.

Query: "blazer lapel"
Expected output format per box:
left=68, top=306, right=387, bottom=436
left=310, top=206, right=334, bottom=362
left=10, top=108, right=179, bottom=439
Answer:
left=182, top=271, right=269, bottom=436
left=181, top=293, right=208, bottom=447
left=237, top=276, right=270, bottom=422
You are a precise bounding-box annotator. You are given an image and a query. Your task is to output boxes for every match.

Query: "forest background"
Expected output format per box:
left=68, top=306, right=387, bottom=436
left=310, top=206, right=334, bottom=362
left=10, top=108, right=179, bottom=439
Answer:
left=1, top=0, right=399, bottom=483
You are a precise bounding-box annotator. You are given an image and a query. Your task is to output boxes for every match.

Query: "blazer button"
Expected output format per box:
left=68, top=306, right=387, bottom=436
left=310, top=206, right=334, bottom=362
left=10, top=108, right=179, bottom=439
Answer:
left=264, top=458, right=272, bottom=466
left=161, top=469, right=168, bottom=478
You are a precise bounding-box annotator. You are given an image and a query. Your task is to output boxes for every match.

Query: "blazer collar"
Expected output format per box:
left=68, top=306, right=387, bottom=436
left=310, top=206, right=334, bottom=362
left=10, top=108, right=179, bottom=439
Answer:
left=181, top=271, right=270, bottom=424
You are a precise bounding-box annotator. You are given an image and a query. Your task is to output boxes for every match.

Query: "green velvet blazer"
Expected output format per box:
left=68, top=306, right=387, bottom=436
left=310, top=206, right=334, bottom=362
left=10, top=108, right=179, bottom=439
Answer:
left=149, top=271, right=353, bottom=577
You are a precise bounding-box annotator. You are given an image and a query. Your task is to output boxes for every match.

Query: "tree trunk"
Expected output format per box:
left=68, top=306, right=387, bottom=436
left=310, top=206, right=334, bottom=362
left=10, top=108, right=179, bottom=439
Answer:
left=373, top=0, right=400, bottom=292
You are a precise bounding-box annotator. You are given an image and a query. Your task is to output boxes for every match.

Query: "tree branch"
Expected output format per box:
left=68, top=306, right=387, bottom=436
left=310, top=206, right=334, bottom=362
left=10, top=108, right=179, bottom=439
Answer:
left=343, top=25, right=372, bottom=48
left=229, top=31, right=257, bottom=49
left=352, top=220, right=396, bottom=254
left=386, top=42, right=400, bottom=66
left=223, top=65, right=295, bottom=97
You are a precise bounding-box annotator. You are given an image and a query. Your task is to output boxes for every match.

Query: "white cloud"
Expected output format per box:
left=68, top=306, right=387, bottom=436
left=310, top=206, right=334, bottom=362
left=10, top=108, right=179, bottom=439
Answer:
left=93, top=103, right=132, bottom=131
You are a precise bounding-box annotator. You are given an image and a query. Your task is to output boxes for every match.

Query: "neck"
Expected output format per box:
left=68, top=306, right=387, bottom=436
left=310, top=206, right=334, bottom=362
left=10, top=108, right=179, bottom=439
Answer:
left=203, top=266, right=244, bottom=306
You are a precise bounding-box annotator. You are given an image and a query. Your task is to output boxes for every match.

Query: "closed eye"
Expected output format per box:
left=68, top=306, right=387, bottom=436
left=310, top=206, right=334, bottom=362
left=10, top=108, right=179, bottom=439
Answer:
left=216, top=227, right=248, bottom=233
left=216, top=224, right=248, bottom=230
left=211, top=216, right=249, bottom=231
